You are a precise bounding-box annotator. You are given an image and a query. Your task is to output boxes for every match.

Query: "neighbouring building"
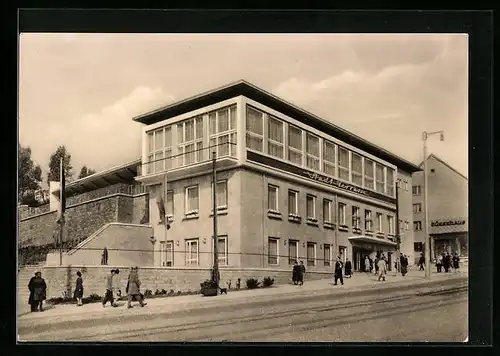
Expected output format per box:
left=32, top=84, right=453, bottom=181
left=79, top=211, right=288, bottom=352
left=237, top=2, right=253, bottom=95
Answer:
left=412, top=154, right=468, bottom=264
left=134, top=80, right=421, bottom=273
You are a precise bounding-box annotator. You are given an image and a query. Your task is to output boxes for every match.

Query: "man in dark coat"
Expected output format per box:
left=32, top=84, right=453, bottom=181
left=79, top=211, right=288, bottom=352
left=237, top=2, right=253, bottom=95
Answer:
left=334, top=256, right=344, bottom=285
left=292, top=261, right=300, bottom=285
left=102, top=247, right=109, bottom=265
left=28, top=271, right=47, bottom=312
left=400, top=255, right=408, bottom=276
left=298, top=261, right=306, bottom=285
left=344, top=258, right=352, bottom=278
left=443, top=253, right=451, bottom=273
left=452, top=253, right=460, bottom=272
left=419, top=254, right=425, bottom=271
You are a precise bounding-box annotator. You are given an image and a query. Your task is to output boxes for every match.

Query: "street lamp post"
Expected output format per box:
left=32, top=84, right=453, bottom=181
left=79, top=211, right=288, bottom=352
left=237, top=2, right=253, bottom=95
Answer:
left=211, top=151, right=220, bottom=290
left=422, top=130, right=444, bottom=279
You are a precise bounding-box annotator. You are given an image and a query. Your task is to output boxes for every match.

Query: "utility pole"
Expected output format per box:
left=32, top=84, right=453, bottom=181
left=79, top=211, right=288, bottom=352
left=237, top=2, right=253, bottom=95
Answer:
left=212, top=151, right=219, bottom=289
left=395, top=182, right=401, bottom=274
left=422, top=130, right=444, bottom=279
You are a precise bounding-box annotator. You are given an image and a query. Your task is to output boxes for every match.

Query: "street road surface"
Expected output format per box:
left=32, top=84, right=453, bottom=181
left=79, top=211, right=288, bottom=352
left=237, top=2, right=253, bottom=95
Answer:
left=19, top=285, right=467, bottom=342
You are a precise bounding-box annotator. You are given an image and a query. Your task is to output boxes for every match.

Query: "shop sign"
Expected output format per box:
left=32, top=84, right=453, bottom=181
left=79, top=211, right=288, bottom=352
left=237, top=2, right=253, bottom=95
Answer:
left=431, top=220, right=466, bottom=227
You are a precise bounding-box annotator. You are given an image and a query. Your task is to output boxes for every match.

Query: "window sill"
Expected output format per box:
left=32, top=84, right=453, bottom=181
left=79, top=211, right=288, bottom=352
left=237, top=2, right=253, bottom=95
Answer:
left=324, top=263, right=331, bottom=267
left=183, top=213, right=200, bottom=221
left=365, top=230, right=374, bottom=236
left=306, top=218, right=319, bottom=226
left=209, top=209, right=228, bottom=217
left=352, top=228, right=362, bottom=235
left=288, top=215, right=302, bottom=224
left=267, top=210, right=283, bottom=220
left=323, top=222, right=336, bottom=230
left=376, top=232, right=385, bottom=238
left=338, top=225, right=349, bottom=232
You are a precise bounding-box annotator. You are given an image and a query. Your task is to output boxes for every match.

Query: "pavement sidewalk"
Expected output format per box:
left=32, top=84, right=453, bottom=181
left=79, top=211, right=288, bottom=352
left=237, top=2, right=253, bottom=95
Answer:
left=18, top=269, right=467, bottom=326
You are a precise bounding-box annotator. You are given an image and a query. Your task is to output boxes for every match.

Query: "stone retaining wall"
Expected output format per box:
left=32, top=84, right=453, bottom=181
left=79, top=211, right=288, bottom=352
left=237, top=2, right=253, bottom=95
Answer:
left=40, top=265, right=332, bottom=299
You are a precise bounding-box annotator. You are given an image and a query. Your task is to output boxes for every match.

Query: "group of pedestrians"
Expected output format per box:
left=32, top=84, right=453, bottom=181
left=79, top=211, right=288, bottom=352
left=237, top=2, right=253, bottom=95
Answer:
left=292, top=256, right=352, bottom=287
left=26, top=266, right=147, bottom=312
left=436, top=252, right=460, bottom=273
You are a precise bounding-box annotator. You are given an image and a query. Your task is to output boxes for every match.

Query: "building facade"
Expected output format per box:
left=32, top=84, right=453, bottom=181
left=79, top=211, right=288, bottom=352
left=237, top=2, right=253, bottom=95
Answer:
left=134, top=80, right=421, bottom=273
left=412, top=154, right=468, bottom=263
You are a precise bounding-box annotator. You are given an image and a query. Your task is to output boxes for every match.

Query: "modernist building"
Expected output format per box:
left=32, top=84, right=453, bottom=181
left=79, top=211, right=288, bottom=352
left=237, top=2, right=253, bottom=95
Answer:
left=134, top=80, right=421, bottom=273
left=412, top=154, right=468, bottom=263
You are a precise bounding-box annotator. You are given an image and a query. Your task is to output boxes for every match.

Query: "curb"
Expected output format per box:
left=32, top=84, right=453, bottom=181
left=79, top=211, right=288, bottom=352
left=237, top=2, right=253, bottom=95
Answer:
left=18, top=275, right=467, bottom=332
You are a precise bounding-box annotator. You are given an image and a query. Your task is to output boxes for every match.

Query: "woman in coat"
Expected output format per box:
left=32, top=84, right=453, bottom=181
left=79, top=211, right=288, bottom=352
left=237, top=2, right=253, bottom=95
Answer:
left=74, top=271, right=84, bottom=306
left=28, top=271, right=47, bottom=312
left=344, top=258, right=352, bottom=278
left=126, top=267, right=146, bottom=308
left=292, top=261, right=300, bottom=285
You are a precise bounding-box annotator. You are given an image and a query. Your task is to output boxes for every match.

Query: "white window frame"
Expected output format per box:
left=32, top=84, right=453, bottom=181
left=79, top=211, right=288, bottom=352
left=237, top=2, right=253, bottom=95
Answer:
left=405, top=221, right=410, bottom=230
left=267, top=115, right=285, bottom=159
left=323, top=199, right=332, bottom=223
left=211, top=180, right=228, bottom=212
left=338, top=203, right=346, bottom=226
left=306, top=132, right=320, bottom=171
left=185, top=238, right=199, bottom=266
left=268, top=184, right=279, bottom=212
left=288, top=190, right=299, bottom=216
left=166, top=190, right=174, bottom=218
left=288, top=239, right=299, bottom=265
left=413, top=203, right=422, bottom=213
left=414, top=221, right=422, bottom=231
left=306, top=242, right=316, bottom=266
left=352, top=206, right=360, bottom=229
left=159, top=241, right=166, bottom=267
left=212, top=235, right=228, bottom=266
left=185, top=185, right=199, bottom=215
left=323, top=244, right=331, bottom=267
left=388, top=216, right=394, bottom=235
left=377, top=213, right=383, bottom=232
left=177, top=117, right=204, bottom=167
left=306, top=194, right=316, bottom=219
left=268, top=237, right=279, bottom=266
left=351, top=152, right=363, bottom=186
left=365, top=210, right=373, bottom=231
left=146, top=126, right=172, bottom=174
left=412, top=185, right=422, bottom=196
left=246, top=105, right=264, bottom=152
left=209, top=105, right=237, bottom=158
left=322, top=139, right=336, bottom=177
left=386, top=168, right=395, bottom=196
left=165, top=240, right=174, bottom=267
left=375, top=163, right=385, bottom=194
left=364, top=157, right=375, bottom=190
left=337, top=146, right=350, bottom=181
left=287, top=124, right=303, bottom=166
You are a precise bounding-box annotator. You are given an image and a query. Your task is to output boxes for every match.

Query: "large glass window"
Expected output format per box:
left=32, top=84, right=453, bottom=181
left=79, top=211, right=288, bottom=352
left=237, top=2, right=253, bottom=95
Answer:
left=267, top=115, right=284, bottom=159
left=323, top=199, right=332, bottom=223
left=185, top=239, right=199, bottom=266
left=324, top=244, right=331, bottom=266
left=307, top=242, right=316, bottom=266
left=288, top=190, right=299, bottom=216
left=306, top=133, right=320, bottom=170
left=177, top=117, right=203, bottom=166
left=146, top=126, right=172, bottom=174
left=365, top=210, right=373, bottom=231
left=375, top=163, right=385, bottom=194
left=338, top=147, right=349, bottom=181
left=352, top=206, right=360, bottom=229
left=306, top=194, right=316, bottom=219
left=288, top=239, right=299, bottom=265
left=288, top=125, right=303, bottom=165
left=338, top=203, right=346, bottom=225
left=246, top=106, right=264, bottom=152
left=268, top=185, right=279, bottom=212
left=185, top=185, right=199, bottom=215
left=212, top=236, right=228, bottom=266
left=322, top=140, right=336, bottom=176
left=351, top=153, right=363, bottom=186
left=211, top=181, right=228, bottom=211
left=364, top=158, right=374, bottom=190
left=209, top=105, right=237, bottom=158
left=386, top=168, right=395, bottom=196
left=268, top=238, right=279, bottom=265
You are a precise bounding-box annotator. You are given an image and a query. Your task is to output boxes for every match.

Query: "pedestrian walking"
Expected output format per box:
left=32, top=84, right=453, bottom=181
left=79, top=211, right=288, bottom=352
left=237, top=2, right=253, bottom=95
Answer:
left=452, top=253, right=460, bottom=273
left=419, top=254, right=425, bottom=271
left=377, top=256, right=387, bottom=282
left=374, top=255, right=380, bottom=274
left=126, top=267, right=146, bottom=308
left=443, top=253, right=451, bottom=273
left=400, top=255, right=408, bottom=276
left=364, top=256, right=371, bottom=273
left=292, top=260, right=300, bottom=285
left=28, top=271, right=47, bottom=312
left=298, top=261, right=306, bottom=286
left=334, top=256, right=344, bottom=285
left=344, top=258, right=352, bottom=278
left=74, top=271, right=84, bottom=306
left=436, top=254, right=443, bottom=273
left=102, top=269, right=117, bottom=307
left=112, top=268, right=121, bottom=300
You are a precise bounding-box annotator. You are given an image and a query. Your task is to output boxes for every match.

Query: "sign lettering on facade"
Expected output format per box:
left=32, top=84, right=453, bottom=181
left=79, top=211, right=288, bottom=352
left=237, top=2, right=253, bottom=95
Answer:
left=431, top=220, right=466, bottom=227
left=247, top=151, right=397, bottom=204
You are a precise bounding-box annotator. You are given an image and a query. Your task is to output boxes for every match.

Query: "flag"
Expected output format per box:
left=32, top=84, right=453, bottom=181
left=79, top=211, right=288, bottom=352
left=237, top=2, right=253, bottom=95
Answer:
left=56, top=157, right=66, bottom=224
left=157, top=196, right=166, bottom=225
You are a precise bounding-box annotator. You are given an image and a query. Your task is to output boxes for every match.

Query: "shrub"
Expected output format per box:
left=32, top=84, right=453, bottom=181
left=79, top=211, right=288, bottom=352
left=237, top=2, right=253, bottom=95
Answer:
left=168, top=289, right=175, bottom=296
left=144, top=289, right=153, bottom=297
left=262, top=277, right=275, bottom=287
left=246, top=278, right=260, bottom=289
left=161, top=289, right=167, bottom=295
left=154, top=289, right=162, bottom=295
left=82, top=293, right=102, bottom=304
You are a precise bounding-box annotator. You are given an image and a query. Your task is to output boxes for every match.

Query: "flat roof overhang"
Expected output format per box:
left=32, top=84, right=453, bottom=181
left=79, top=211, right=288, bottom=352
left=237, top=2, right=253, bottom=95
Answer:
left=52, top=159, right=141, bottom=198
left=133, top=80, right=421, bottom=174
left=348, top=235, right=398, bottom=248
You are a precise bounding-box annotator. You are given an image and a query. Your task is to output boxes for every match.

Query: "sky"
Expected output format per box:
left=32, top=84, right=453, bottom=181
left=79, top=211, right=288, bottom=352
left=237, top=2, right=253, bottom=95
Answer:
left=19, top=33, right=468, bottom=186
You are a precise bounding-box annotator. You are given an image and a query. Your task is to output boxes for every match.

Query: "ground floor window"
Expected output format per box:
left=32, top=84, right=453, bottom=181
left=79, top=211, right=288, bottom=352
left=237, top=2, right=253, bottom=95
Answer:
left=212, top=235, right=228, bottom=266
left=166, top=240, right=174, bottom=266
left=323, top=244, right=331, bottom=266
left=288, top=239, right=299, bottom=265
left=185, top=238, right=199, bottom=266
left=339, top=246, right=347, bottom=263
left=307, top=242, right=316, bottom=266
left=268, top=237, right=279, bottom=265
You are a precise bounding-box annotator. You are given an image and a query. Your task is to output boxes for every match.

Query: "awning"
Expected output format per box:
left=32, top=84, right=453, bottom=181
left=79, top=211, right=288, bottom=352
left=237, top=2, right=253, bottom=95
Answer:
left=348, top=235, right=398, bottom=248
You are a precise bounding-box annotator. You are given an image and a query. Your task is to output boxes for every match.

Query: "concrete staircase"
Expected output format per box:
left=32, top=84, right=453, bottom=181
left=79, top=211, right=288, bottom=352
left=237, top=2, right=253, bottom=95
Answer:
left=17, top=264, right=45, bottom=314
